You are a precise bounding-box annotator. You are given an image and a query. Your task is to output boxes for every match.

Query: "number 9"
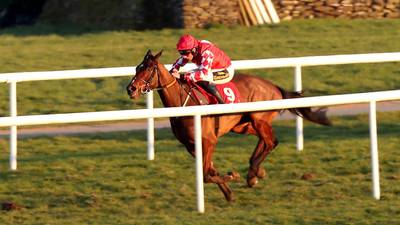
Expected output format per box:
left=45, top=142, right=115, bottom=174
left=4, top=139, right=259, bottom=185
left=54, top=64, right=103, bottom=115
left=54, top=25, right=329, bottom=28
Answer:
left=223, top=87, right=235, bottom=102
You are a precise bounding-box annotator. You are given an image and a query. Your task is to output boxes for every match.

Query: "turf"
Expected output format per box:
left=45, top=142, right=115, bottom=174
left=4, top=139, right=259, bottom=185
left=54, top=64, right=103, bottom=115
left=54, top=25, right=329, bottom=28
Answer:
left=0, top=112, right=399, bottom=224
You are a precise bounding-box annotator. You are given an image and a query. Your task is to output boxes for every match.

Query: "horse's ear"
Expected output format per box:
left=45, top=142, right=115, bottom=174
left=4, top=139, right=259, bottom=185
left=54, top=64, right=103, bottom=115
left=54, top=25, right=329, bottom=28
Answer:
left=145, top=49, right=152, bottom=58
left=154, top=50, right=163, bottom=62
left=143, top=50, right=154, bottom=65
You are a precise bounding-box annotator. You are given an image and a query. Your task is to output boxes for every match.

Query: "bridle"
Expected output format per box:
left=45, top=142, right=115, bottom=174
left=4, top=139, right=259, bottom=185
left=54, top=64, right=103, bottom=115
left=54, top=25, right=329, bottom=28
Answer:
left=133, top=63, right=176, bottom=94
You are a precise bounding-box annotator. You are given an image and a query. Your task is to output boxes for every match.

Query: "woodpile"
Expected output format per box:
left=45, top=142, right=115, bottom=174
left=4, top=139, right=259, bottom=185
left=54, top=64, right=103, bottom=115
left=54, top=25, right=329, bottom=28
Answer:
left=182, top=0, right=241, bottom=28
left=181, top=0, right=400, bottom=28
left=272, top=0, right=400, bottom=20
left=238, top=0, right=281, bottom=26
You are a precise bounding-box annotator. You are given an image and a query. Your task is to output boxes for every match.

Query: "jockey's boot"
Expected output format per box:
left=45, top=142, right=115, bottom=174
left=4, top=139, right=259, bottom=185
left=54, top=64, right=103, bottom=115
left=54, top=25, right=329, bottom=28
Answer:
left=198, top=81, right=225, bottom=104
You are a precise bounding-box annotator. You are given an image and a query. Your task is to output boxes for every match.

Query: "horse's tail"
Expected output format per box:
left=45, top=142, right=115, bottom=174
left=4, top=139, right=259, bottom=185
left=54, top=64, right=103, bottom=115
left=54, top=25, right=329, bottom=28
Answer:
left=277, top=86, right=332, bottom=126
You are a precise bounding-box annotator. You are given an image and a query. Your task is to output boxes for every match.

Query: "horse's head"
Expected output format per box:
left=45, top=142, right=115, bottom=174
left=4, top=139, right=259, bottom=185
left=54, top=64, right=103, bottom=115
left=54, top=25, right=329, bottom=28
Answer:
left=126, top=50, right=163, bottom=99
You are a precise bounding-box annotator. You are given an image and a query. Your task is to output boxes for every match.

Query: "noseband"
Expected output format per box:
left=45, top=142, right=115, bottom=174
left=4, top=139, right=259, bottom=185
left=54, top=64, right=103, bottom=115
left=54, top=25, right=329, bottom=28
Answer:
left=140, top=66, right=156, bottom=94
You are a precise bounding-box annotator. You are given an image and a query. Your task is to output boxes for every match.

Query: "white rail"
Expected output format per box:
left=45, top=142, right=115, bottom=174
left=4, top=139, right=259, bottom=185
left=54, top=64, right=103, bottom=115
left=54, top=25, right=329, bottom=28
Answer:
left=1, top=90, right=399, bottom=126
left=0, top=90, right=399, bottom=213
left=1, top=52, right=400, bottom=83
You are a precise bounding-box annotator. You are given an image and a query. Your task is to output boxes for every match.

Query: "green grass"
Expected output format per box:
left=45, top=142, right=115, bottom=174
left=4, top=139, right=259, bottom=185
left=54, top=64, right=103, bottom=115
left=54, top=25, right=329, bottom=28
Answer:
left=0, top=112, right=399, bottom=224
left=0, top=19, right=400, bottom=116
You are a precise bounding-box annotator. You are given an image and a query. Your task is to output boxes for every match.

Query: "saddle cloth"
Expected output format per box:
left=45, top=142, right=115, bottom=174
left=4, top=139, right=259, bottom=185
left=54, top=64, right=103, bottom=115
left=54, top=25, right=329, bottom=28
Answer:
left=192, top=81, right=241, bottom=105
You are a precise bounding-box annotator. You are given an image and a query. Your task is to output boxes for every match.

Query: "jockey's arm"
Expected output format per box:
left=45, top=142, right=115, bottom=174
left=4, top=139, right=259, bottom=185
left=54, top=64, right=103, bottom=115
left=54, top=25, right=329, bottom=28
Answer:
left=183, top=50, right=214, bottom=82
left=170, top=57, right=188, bottom=73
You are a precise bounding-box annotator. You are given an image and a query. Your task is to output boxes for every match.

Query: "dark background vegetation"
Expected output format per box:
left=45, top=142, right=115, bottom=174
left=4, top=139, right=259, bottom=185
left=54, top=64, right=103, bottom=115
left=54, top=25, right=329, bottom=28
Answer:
left=0, top=0, right=46, bottom=28
left=0, top=0, right=182, bottom=30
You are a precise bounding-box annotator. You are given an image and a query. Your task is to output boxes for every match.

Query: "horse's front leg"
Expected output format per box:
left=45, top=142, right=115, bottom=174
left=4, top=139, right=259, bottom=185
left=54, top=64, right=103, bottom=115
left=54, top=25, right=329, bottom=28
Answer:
left=202, top=140, right=234, bottom=202
left=208, top=161, right=240, bottom=182
left=206, top=175, right=234, bottom=201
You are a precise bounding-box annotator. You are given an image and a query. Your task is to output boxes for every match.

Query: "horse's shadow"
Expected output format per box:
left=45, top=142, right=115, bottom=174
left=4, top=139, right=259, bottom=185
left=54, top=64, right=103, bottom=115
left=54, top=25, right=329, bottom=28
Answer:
left=274, top=120, right=399, bottom=143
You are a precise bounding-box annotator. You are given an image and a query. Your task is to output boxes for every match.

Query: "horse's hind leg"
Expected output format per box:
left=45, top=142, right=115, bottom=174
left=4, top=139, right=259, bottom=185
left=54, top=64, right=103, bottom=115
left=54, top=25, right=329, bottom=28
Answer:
left=247, top=139, right=266, bottom=187
left=247, top=116, right=278, bottom=187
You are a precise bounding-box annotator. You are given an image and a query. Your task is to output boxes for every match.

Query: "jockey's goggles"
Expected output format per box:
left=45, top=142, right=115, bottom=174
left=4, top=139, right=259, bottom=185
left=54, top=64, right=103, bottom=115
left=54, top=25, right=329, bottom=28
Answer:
left=179, top=49, right=192, bottom=56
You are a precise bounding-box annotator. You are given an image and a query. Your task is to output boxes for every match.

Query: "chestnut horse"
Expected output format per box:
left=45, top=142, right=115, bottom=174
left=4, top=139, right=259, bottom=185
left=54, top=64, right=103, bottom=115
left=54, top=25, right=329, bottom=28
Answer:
left=126, top=50, right=331, bottom=201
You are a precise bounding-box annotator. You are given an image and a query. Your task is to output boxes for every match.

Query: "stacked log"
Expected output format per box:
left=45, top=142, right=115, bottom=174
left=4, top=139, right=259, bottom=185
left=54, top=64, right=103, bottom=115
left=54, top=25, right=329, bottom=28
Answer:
left=271, top=0, right=400, bottom=20
left=182, top=0, right=240, bottom=28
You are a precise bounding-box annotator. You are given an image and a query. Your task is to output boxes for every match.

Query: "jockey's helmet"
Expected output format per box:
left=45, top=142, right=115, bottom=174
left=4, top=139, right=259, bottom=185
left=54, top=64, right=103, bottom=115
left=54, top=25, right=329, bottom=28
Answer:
left=176, top=34, right=198, bottom=51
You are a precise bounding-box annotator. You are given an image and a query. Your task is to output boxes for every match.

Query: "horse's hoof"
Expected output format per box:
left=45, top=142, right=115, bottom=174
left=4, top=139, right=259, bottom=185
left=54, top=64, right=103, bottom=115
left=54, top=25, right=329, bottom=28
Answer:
left=227, top=171, right=241, bottom=182
left=225, top=193, right=235, bottom=202
left=256, top=168, right=266, bottom=179
left=247, top=176, right=258, bottom=187
left=221, top=187, right=234, bottom=201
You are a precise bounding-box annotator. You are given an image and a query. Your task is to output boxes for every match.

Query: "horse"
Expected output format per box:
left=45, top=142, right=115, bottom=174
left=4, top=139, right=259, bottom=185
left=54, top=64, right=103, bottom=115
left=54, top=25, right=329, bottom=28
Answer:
left=126, top=50, right=331, bottom=201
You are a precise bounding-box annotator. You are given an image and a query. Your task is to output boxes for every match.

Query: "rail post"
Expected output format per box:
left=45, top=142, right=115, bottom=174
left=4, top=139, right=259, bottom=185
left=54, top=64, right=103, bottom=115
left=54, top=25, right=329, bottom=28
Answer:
left=146, top=91, right=155, bottom=160
left=294, top=65, right=304, bottom=151
left=9, top=81, right=17, bottom=170
left=369, top=100, right=380, bottom=200
left=194, top=114, right=205, bottom=213
left=146, top=91, right=154, bottom=160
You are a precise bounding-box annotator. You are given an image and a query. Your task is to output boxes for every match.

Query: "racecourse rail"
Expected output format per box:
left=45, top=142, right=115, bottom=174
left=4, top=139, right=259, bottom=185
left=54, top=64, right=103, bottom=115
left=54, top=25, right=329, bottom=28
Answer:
left=1, top=52, right=400, bottom=213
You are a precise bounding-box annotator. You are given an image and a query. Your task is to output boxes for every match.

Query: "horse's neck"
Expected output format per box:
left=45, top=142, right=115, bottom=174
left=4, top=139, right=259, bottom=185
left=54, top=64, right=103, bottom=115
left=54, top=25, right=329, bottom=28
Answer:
left=157, top=64, right=186, bottom=107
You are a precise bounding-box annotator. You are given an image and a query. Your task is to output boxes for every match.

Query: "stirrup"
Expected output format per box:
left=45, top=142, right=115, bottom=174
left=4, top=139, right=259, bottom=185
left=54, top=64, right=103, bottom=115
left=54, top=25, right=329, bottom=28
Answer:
left=213, top=91, right=225, bottom=104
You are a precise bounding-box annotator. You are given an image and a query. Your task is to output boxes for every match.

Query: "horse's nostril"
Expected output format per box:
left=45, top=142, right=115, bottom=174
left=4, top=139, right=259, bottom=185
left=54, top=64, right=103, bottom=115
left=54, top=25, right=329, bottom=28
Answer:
left=127, top=85, right=136, bottom=96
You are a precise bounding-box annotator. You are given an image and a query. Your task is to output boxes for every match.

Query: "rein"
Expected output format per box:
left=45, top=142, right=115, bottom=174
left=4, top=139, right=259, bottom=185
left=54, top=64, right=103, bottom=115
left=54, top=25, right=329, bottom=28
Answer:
left=153, top=76, right=176, bottom=91
left=140, top=65, right=177, bottom=93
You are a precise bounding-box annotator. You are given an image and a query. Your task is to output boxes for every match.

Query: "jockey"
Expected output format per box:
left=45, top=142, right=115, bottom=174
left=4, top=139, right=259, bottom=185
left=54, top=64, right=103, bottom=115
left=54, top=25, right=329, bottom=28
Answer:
left=169, top=34, right=234, bottom=104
